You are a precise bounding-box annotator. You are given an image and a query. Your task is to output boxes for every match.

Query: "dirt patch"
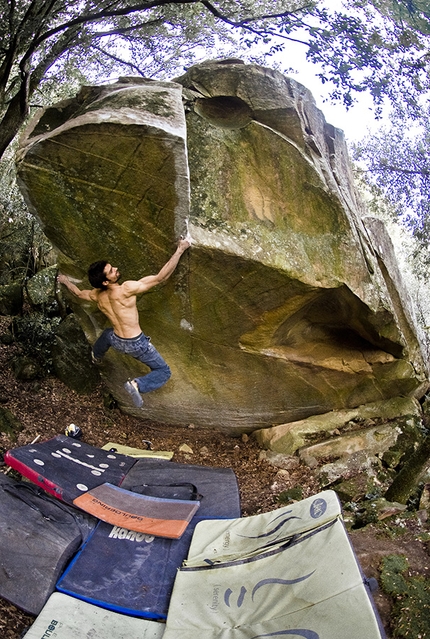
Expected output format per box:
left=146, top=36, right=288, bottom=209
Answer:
left=0, top=330, right=429, bottom=638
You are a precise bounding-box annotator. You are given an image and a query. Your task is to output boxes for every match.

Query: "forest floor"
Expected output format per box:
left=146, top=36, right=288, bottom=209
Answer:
left=0, top=328, right=429, bottom=638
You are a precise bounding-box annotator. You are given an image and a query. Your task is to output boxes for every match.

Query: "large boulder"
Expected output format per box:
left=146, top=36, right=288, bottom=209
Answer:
left=15, top=61, right=429, bottom=433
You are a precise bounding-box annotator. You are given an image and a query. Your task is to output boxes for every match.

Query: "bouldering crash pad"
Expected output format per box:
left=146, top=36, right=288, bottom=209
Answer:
left=22, top=592, right=165, bottom=638
left=56, top=520, right=197, bottom=620
left=0, top=473, right=96, bottom=615
left=56, top=460, right=241, bottom=619
left=4, top=434, right=136, bottom=503
left=162, top=491, right=385, bottom=639
left=102, top=441, right=174, bottom=459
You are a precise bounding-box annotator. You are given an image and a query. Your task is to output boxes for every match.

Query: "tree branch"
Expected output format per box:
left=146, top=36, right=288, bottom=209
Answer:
left=200, top=0, right=314, bottom=26
left=23, top=0, right=318, bottom=67
left=376, top=163, right=430, bottom=176
left=28, top=0, right=199, bottom=52
left=90, top=43, right=147, bottom=76
left=198, top=0, right=316, bottom=40
left=92, top=18, right=164, bottom=38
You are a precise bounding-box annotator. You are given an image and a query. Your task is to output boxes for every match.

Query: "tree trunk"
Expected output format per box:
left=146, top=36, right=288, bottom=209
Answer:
left=0, top=91, right=28, bottom=160
left=0, top=24, right=83, bottom=161
left=385, top=434, right=430, bottom=504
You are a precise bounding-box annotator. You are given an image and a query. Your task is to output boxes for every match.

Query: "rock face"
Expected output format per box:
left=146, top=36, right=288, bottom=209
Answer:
left=52, top=314, right=101, bottom=395
left=255, top=396, right=423, bottom=457
left=0, top=282, right=22, bottom=316
left=26, top=265, right=58, bottom=307
left=16, top=60, right=429, bottom=433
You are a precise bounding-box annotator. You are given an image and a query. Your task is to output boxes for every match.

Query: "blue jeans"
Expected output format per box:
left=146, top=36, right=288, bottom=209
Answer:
left=93, top=329, right=171, bottom=394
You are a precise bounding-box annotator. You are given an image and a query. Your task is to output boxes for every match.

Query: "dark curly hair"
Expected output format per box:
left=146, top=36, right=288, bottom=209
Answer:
left=88, top=260, right=108, bottom=290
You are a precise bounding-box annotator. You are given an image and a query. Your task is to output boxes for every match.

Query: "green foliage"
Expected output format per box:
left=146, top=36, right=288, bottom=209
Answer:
left=353, top=106, right=430, bottom=276
left=382, top=1, right=430, bottom=36
left=306, top=1, right=430, bottom=115
left=0, top=165, right=54, bottom=285
left=380, top=554, right=430, bottom=638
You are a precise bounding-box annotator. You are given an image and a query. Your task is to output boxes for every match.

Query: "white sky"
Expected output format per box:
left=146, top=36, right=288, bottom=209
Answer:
left=274, top=46, right=382, bottom=144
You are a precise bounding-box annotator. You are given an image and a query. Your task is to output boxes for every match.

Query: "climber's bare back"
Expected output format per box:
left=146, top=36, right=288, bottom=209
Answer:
left=94, top=284, right=142, bottom=339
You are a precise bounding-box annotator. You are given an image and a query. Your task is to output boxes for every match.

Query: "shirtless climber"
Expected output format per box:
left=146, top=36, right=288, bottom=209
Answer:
left=57, top=238, right=191, bottom=408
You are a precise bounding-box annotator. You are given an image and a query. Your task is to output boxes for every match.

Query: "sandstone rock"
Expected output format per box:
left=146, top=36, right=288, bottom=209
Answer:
left=17, top=77, right=189, bottom=270
left=16, top=62, right=429, bottom=433
left=254, top=396, right=422, bottom=454
left=332, top=476, right=370, bottom=503
left=301, top=423, right=400, bottom=461
left=318, top=451, right=382, bottom=486
left=419, top=484, right=430, bottom=511
left=258, top=450, right=300, bottom=470
left=277, top=486, right=303, bottom=503
left=300, top=454, right=319, bottom=470
left=179, top=443, right=193, bottom=454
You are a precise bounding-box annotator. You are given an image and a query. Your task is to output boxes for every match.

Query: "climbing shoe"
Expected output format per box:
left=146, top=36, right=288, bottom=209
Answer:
left=124, top=379, right=143, bottom=408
